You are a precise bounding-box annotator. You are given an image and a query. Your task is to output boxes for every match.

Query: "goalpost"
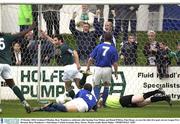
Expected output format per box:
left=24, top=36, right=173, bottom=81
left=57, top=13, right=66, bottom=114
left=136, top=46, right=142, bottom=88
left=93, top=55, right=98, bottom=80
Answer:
left=0, top=0, right=180, bottom=109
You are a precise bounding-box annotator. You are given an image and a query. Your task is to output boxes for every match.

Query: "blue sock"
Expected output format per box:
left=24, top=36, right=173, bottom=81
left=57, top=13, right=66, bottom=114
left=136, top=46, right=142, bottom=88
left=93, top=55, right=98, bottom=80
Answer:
left=102, top=87, right=109, bottom=106
left=94, top=85, right=101, bottom=100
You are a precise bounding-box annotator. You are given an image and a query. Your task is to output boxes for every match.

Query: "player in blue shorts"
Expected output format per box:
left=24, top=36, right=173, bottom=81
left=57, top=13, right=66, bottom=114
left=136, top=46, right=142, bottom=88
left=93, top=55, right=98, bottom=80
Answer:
left=86, top=32, right=119, bottom=106
left=31, top=83, right=97, bottom=112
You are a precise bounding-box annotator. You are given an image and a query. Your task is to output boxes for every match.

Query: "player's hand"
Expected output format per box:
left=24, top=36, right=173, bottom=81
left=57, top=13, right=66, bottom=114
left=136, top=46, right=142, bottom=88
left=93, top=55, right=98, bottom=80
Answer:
left=111, top=10, right=116, bottom=17
left=72, top=12, right=77, bottom=19
left=95, top=9, right=101, bottom=17
left=114, top=73, right=118, bottom=80
left=76, top=63, right=81, bottom=70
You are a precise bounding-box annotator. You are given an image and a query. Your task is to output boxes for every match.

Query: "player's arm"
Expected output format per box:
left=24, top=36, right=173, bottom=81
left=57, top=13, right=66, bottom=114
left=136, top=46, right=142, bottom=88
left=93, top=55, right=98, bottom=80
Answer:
left=72, top=50, right=81, bottom=70
left=86, top=57, right=93, bottom=72
left=40, top=30, right=56, bottom=45
left=113, top=62, right=118, bottom=80
left=13, top=22, right=35, bottom=38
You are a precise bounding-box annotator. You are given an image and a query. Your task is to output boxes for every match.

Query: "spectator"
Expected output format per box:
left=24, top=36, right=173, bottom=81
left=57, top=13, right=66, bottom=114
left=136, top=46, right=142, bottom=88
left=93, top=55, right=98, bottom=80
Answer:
left=69, top=12, right=101, bottom=64
left=173, top=42, right=180, bottom=65
left=110, top=5, right=139, bottom=42
left=95, top=9, right=121, bottom=47
left=39, top=35, right=55, bottom=66
left=23, top=31, right=38, bottom=65
left=156, top=42, right=170, bottom=79
left=42, top=5, right=63, bottom=36
left=18, top=5, right=33, bottom=31
left=75, top=5, right=95, bottom=31
left=121, top=34, right=138, bottom=65
left=11, top=42, right=22, bottom=66
left=143, top=30, right=159, bottom=65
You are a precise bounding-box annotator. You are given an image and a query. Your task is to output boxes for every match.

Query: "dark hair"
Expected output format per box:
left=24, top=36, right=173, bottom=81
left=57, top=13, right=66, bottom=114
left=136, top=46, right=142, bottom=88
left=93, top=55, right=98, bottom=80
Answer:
left=83, top=22, right=90, bottom=27
left=54, top=34, right=64, bottom=43
left=104, top=32, right=112, bottom=42
left=83, top=83, right=92, bottom=92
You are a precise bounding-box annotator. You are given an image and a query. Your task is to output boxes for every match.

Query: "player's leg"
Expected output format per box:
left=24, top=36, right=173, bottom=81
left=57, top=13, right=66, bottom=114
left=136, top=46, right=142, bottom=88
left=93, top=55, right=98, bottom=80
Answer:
left=5, top=79, right=31, bottom=113
left=143, top=88, right=165, bottom=99
left=78, top=70, right=92, bottom=88
left=101, top=67, right=112, bottom=106
left=93, top=67, right=102, bottom=100
left=64, top=80, right=75, bottom=99
left=2, top=65, right=31, bottom=113
left=137, top=95, right=172, bottom=107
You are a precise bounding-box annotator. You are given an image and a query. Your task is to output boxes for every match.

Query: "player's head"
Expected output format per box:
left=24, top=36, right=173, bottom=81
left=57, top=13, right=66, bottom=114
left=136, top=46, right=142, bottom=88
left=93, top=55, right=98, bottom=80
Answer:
left=53, top=34, right=64, bottom=45
left=83, top=22, right=90, bottom=33
left=13, top=42, right=21, bottom=52
left=128, top=34, right=136, bottom=43
left=159, top=41, right=167, bottom=49
left=83, top=83, right=92, bottom=92
left=105, top=21, right=113, bottom=32
left=147, top=30, right=156, bottom=41
left=81, top=5, right=89, bottom=12
left=104, top=32, right=112, bottom=42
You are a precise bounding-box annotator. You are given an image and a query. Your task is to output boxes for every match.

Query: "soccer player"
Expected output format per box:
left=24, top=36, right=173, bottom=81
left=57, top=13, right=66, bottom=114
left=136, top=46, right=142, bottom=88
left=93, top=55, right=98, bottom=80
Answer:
left=40, top=30, right=91, bottom=99
left=98, top=88, right=172, bottom=108
left=0, top=24, right=35, bottom=113
left=31, top=83, right=97, bottom=112
left=86, top=32, right=119, bottom=106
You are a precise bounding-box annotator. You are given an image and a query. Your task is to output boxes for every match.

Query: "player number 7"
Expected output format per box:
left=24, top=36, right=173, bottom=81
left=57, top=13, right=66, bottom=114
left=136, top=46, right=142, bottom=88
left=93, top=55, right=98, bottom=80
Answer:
left=102, top=46, right=110, bottom=56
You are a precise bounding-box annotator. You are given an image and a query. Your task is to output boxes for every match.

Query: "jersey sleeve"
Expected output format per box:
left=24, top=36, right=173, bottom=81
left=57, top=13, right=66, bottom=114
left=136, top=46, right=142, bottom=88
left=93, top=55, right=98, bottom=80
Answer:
left=90, top=45, right=99, bottom=59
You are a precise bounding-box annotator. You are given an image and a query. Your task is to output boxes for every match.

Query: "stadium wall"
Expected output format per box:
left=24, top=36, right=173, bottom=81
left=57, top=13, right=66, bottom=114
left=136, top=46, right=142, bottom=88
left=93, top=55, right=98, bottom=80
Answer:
left=0, top=66, right=180, bottom=100
left=0, top=5, right=164, bottom=33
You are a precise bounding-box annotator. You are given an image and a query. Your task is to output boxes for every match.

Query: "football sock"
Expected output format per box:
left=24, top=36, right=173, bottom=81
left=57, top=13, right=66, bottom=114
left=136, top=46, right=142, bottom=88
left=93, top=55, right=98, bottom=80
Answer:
left=11, top=85, right=25, bottom=102
left=143, top=89, right=160, bottom=99
left=102, top=87, right=109, bottom=106
left=67, top=90, right=75, bottom=99
left=94, top=85, right=101, bottom=100
left=79, top=73, right=88, bottom=87
left=151, top=96, right=167, bottom=102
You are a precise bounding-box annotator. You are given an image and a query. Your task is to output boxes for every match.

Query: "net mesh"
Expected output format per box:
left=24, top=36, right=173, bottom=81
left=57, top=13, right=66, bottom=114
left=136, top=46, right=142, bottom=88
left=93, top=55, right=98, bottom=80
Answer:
left=1, top=4, right=180, bottom=66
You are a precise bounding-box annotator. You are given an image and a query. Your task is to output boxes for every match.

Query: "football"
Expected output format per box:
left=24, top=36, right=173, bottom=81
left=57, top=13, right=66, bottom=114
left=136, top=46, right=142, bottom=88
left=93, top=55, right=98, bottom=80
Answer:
left=56, top=93, right=72, bottom=104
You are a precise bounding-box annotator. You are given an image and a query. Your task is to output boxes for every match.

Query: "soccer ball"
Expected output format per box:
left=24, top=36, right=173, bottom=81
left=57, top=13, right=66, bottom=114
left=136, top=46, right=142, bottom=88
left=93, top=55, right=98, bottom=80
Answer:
left=56, top=93, right=72, bottom=104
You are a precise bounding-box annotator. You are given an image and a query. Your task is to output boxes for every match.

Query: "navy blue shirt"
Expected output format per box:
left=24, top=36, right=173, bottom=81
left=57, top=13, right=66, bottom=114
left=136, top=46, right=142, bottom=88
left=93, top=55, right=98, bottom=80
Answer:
left=90, top=42, right=119, bottom=67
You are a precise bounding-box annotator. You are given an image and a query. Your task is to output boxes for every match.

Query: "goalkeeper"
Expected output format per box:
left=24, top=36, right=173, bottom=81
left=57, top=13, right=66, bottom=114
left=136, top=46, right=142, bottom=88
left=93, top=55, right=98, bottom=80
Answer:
left=98, top=88, right=172, bottom=108
left=31, top=83, right=97, bottom=112
left=40, top=30, right=91, bottom=99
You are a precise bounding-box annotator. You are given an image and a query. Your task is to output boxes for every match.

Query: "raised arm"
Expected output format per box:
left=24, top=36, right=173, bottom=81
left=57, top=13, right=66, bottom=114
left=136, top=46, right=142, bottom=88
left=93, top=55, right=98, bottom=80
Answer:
left=14, top=22, right=35, bottom=38
left=73, top=50, right=81, bottom=70
left=69, top=12, right=79, bottom=36
left=40, top=30, right=55, bottom=45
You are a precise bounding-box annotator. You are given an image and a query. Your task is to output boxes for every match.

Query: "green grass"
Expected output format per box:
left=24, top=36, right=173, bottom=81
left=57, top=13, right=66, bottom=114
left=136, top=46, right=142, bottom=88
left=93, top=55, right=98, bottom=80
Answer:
left=1, top=100, right=180, bottom=118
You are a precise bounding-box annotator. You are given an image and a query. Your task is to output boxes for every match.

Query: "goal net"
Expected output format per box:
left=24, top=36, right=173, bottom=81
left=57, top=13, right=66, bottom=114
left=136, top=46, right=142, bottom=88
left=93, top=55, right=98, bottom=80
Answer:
left=0, top=3, right=180, bottom=104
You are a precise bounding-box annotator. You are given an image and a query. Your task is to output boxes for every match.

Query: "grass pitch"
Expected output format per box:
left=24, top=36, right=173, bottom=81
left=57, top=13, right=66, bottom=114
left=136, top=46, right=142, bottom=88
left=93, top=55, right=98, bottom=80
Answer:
left=1, top=100, right=180, bottom=118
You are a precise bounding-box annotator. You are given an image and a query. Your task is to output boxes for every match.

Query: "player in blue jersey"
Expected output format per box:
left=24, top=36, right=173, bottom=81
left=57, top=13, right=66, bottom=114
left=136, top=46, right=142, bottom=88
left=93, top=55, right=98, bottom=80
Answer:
left=86, top=32, right=119, bottom=107
left=0, top=23, right=35, bottom=113
left=31, top=83, right=97, bottom=112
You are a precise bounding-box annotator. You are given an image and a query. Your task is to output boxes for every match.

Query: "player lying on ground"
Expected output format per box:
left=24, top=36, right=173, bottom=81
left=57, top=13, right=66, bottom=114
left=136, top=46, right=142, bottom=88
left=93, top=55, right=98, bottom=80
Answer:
left=31, top=83, right=97, bottom=112
left=0, top=23, right=35, bottom=113
left=98, top=88, right=172, bottom=108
